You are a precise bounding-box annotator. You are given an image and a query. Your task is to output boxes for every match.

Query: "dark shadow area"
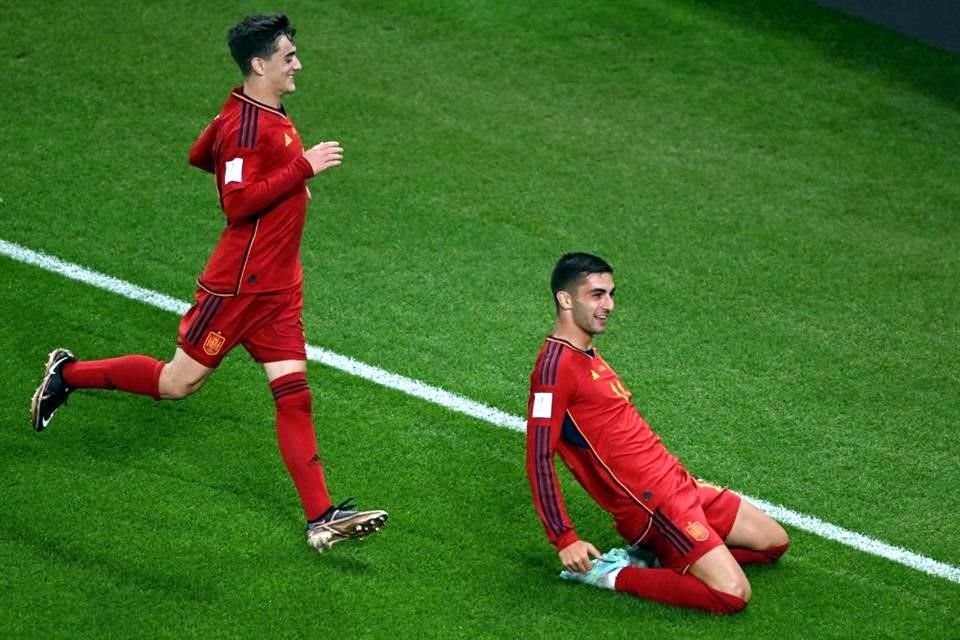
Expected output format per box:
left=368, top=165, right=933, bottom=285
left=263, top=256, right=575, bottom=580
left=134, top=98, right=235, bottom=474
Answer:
left=681, top=0, right=960, bottom=108
left=816, top=0, right=960, bottom=56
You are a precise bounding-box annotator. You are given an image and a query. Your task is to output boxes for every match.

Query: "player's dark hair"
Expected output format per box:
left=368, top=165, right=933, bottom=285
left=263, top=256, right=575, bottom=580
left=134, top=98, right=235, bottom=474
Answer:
left=228, top=13, right=296, bottom=76
left=550, top=252, right=613, bottom=310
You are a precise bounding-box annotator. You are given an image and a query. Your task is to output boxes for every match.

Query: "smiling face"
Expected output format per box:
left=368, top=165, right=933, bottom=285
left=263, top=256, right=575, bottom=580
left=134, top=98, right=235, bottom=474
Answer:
left=253, top=35, right=302, bottom=99
left=555, top=272, right=616, bottom=348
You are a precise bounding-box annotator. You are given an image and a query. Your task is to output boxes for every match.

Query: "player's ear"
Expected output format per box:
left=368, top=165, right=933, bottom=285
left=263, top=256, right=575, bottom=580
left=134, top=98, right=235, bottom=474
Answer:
left=250, top=57, right=266, bottom=76
left=556, top=290, right=573, bottom=311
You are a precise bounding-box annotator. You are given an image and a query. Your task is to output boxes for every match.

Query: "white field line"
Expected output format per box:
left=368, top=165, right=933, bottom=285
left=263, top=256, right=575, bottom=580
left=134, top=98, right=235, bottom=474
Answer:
left=3, top=237, right=959, bottom=586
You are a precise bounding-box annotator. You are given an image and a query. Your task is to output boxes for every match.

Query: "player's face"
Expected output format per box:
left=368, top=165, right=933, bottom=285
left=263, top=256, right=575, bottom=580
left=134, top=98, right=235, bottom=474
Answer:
left=260, top=35, right=302, bottom=97
left=570, top=272, right=615, bottom=336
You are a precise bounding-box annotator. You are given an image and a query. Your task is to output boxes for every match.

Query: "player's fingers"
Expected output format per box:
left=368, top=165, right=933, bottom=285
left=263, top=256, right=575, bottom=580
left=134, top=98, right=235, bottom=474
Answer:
left=316, top=161, right=341, bottom=173
left=308, top=142, right=342, bottom=155
left=586, top=543, right=602, bottom=560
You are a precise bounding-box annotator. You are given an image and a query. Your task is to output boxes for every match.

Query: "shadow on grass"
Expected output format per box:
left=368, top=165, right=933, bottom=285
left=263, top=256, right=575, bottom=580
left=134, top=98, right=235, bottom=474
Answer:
left=683, top=0, right=960, bottom=107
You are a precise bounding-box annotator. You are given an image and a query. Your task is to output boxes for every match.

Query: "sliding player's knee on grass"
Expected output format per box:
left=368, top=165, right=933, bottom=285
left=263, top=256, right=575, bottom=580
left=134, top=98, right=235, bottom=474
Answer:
left=712, top=572, right=751, bottom=604
left=769, top=509, right=790, bottom=545
left=696, top=565, right=752, bottom=604
left=765, top=523, right=791, bottom=561
left=727, top=499, right=791, bottom=559
left=750, top=504, right=790, bottom=553
left=690, top=546, right=753, bottom=603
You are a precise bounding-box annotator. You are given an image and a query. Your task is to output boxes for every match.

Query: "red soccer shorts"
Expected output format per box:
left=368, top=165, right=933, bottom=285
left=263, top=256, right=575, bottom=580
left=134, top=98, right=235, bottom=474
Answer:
left=177, top=287, right=307, bottom=368
left=625, top=479, right=742, bottom=572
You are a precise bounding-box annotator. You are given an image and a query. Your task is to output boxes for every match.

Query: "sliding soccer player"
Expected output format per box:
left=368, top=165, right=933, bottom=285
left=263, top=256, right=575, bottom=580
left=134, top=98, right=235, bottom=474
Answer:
left=526, top=252, right=789, bottom=613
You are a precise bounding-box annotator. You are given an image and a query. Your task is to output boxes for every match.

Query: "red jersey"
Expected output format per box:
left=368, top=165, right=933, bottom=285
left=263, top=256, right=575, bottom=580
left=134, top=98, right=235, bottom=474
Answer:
left=525, top=336, right=694, bottom=550
left=188, top=87, right=315, bottom=296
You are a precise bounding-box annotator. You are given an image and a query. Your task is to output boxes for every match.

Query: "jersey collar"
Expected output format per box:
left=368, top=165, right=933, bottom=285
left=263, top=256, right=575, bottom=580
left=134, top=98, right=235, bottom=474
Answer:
left=230, top=87, right=288, bottom=119
left=546, top=335, right=596, bottom=358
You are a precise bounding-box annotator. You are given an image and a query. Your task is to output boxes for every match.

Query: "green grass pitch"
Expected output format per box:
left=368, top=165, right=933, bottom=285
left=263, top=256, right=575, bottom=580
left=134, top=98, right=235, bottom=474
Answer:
left=2, top=1, right=958, bottom=638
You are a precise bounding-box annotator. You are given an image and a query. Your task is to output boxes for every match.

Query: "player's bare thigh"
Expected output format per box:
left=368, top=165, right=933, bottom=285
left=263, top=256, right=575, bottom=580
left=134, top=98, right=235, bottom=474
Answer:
left=158, top=347, right=214, bottom=399
left=724, top=499, right=790, bottom=551
left=263, top=359, right=307, bottom=382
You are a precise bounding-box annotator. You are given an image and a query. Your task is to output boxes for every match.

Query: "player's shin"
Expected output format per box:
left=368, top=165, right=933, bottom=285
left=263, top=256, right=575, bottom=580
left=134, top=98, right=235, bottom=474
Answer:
left=63, top=355, right=163, bottom=399
left=271, top=372, right=333, bottom=520
left=614, top=567, right=747, bottom=614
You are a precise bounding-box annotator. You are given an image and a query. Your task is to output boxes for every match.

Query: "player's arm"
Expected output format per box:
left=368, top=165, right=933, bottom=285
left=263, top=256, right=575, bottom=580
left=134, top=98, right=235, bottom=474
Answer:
left=218, top=141, right=342, bottom=223
left=526, top=378, right=601, bottom=572
left=525, top=364, right=584, bottom=559
left=220, top=156, right=314, bottom=222
left=526, top=355, right=602, bottom=572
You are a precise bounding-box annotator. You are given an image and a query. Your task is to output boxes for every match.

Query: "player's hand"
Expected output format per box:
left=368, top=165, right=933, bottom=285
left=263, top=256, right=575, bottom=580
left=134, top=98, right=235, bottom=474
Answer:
left=303, top=141, right=343, bottom=175
left=559, top=540, right=601, bottom=573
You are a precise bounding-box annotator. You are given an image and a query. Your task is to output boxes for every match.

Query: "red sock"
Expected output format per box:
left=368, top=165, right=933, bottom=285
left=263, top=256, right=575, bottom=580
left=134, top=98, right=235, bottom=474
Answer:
left=614, top=567, right=747, bottom=614
left=63, top=356, right=163, bottom=400
left=271, top=372, right=332, bottom=521
left=730, top=543, right=790, bottom=565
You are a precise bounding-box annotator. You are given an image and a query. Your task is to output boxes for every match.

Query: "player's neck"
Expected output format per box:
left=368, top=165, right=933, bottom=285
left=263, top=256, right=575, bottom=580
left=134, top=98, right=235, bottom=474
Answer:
left=551, top=320, right=594, bottom=352
left=242, top=79, right=282, bottom=109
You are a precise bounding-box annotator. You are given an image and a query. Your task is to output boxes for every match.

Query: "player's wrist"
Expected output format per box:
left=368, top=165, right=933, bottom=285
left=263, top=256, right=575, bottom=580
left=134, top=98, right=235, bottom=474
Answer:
left=554, top=530, right=580, bottom=551
left=296, top=155, right=316, bottom=177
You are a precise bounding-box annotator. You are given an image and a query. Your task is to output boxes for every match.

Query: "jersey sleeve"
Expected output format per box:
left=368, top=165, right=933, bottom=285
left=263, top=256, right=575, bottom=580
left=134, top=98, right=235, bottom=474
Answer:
left=188, top=116, right=219, bottom=174
left=215, top=118, right=314, bottom=224
left=525, top=348, right=581, bottom=551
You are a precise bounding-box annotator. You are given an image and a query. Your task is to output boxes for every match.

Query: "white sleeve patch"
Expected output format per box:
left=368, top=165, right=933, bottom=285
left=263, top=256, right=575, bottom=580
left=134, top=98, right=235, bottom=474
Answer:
left=532, top=392, right=553, bottom=419
left=224, top=157, right=243, bottom=185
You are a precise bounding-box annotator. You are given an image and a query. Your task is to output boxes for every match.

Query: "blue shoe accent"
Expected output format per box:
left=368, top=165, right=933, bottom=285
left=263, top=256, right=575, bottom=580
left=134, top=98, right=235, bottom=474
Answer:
left=560, top=548, right=631, bottom=588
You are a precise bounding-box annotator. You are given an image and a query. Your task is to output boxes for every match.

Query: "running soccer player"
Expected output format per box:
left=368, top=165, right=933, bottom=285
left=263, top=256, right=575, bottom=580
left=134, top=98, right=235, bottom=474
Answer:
left=30, top=13, right=387, bottom=553
left=526, top=253, right=789, bottom=613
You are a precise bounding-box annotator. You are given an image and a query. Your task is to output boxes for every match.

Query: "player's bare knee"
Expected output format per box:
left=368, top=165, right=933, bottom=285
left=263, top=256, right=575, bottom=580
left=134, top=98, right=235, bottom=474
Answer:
left=774, top=524, right=790, bottom=548
left=702, top=573, right=751, bottom=611
left=158, top=368, right=205, bottom=400
left=160, top=381, right=192, bottom=400
left=696, top=556, right=752, bottom=603
left=724, top=576, right=752, bottom=603
left=749, top=510, right=790, bottom=554
left=766, top=522, right=790, bottom=556
left=704, top=569, right=752, bottom=603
